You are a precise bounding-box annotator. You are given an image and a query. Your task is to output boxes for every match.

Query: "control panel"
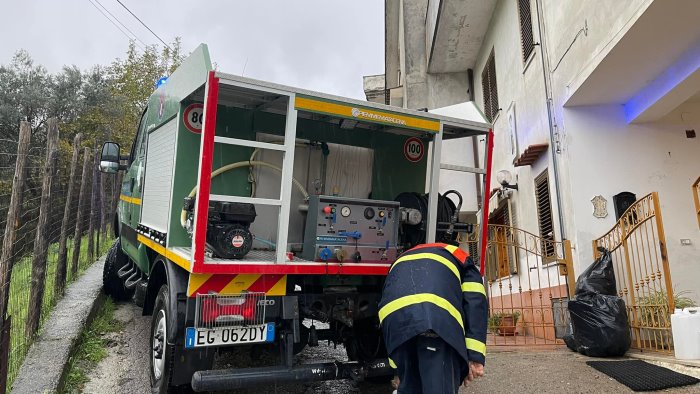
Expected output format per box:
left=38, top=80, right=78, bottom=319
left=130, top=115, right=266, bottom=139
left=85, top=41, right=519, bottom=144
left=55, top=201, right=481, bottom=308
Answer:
left=301, top=195, right=400, bottom=263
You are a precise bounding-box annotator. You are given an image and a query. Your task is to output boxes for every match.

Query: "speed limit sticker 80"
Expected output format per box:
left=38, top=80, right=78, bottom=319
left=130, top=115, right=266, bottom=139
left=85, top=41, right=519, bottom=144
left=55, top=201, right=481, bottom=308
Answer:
left=183, top=103, right=204, bottom=133
left=403, top=137, right=425, bottom=163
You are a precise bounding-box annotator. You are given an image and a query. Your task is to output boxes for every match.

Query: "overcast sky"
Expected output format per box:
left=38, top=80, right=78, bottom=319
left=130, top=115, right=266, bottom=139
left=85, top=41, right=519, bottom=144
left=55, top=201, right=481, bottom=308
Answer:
left=0, top=1, right=384, bottom=99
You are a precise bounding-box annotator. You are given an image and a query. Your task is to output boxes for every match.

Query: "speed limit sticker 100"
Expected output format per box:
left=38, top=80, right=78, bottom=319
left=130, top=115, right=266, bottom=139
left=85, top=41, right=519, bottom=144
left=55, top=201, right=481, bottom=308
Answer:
left=183, top=103, right=204, bottom=133
left=403, top=137, right=425, bottom=163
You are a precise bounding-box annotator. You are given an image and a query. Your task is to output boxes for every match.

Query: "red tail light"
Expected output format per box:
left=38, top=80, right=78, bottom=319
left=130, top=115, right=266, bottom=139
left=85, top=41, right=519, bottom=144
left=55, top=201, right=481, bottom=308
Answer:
left=200, top=297, right=257, bottom=325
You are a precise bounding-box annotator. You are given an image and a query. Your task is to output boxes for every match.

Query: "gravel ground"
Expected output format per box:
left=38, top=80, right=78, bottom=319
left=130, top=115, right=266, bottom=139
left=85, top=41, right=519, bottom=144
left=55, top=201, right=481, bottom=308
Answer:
left=83, top=302, right=700, bottom=394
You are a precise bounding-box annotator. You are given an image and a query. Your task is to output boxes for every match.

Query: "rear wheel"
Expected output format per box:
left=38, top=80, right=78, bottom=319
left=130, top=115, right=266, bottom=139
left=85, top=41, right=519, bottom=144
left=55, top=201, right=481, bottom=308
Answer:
left=344, top=318, right=390, bottom=384
left=103, top=239, right=134, bottom=301
left=150, top=285, right=176, bottom=394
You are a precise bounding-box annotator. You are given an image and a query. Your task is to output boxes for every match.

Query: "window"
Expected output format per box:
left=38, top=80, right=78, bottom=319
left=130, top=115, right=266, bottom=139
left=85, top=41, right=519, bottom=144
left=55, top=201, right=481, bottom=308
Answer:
left=487, top=199, right=518, bottom=280
left=517, top=0, right=535, bottom=62
left=535, top=170, right=556, bottom=263
left=129, top=109, right=148, bottom=165
left=481, top=50, right=499, bottom=122
left=693, top=176, right=700, bottom=229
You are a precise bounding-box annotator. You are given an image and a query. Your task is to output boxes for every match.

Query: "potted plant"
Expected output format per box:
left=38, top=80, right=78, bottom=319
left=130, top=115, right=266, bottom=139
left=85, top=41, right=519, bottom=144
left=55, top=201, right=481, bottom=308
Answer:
left=488, top=311, right=521, bottom=336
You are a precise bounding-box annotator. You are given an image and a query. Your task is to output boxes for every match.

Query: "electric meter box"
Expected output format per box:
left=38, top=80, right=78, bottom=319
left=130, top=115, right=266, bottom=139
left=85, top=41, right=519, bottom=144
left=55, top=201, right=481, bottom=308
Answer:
left=302, top=195, right=400, bottom=263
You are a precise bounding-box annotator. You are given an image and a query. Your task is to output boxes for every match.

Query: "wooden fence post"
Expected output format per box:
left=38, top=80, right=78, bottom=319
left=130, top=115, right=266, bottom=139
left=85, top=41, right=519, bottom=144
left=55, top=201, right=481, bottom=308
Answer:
left=26, top=119, right=59, bottom=338
left=71, top=147, right=91, bottom=277
left=100, top=171, right=107, bottom=236
left=95, top=154, right=102, bottom=255
left=0, top=122, right=31, bottom=392
left=55, top=133, right=82, bottom=295
left=87, top=150, right=98, bottom=264
left=0, top=316, right=12, bottom=394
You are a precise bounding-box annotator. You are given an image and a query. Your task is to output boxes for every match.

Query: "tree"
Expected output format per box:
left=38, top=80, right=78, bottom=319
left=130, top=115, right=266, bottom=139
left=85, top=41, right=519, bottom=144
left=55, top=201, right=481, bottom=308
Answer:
left=107, top=39, right=183, bottom=147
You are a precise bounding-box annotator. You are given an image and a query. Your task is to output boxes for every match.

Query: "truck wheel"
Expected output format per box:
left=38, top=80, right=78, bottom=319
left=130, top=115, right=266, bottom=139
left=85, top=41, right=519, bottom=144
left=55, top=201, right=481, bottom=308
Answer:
left=103, top=239, right=134, bottom=301
left=344, top=319, right=390, bottom=384
left=150, top=285, right=176, bottom=394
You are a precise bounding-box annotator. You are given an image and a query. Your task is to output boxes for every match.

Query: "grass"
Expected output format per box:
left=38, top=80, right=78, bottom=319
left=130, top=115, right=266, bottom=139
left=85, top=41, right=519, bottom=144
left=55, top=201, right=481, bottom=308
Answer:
left=5, top=232, right=114, bottom=392
left=61, top=298, right=124, bottom=394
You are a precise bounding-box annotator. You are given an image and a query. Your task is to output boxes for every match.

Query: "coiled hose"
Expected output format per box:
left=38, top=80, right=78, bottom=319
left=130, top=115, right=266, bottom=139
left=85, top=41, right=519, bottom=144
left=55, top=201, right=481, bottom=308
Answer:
left=180, top=160, right=310, bottom=228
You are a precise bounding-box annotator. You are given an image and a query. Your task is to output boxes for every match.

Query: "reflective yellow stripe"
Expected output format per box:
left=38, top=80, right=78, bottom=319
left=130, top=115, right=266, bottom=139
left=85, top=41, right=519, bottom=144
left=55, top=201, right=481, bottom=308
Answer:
left=120, top=194, right=141, bottom=205
left=187, top=273, right=213, bottom=296
left=461, top=282, right=486, bottom=297
left=466, top=338, right=486, bottom=356
left=388, top=358, right=397, bottom=369
left=389, top=253, right=460, bottom=282
left=379, top=293, right=464, bottom=331
left=137, top=234, right=190, bottom=271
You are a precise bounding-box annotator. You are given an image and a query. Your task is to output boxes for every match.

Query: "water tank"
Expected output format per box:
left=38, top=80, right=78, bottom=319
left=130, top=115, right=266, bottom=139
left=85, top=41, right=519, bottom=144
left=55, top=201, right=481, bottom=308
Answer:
left=671, top=308, right=700, bottom=360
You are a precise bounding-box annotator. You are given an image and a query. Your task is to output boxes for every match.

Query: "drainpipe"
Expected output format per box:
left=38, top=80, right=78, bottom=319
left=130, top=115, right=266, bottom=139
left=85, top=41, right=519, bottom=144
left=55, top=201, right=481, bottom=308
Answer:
left=535, top=0, right=567, bottom=241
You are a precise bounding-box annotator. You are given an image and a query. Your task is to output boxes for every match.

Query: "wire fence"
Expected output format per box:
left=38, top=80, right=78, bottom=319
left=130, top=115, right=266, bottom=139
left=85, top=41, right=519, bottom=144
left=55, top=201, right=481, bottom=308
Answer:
left=0, top=120, right=119, bottom=392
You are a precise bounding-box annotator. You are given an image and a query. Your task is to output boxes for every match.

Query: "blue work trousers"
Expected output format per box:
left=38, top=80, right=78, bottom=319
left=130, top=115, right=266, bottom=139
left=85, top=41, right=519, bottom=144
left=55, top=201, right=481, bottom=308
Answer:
left=391, top=334, right=464, bottom=394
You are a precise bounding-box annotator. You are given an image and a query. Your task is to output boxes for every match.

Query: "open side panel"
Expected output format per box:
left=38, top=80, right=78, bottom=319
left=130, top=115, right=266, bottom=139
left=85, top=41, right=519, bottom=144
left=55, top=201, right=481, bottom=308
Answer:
left=156, top=72, right=491, bottom=275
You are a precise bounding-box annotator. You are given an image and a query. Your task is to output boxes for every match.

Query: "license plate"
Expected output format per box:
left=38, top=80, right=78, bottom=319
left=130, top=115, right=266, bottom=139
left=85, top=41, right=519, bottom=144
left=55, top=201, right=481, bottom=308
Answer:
left=185, top=323, right=275, bottom=348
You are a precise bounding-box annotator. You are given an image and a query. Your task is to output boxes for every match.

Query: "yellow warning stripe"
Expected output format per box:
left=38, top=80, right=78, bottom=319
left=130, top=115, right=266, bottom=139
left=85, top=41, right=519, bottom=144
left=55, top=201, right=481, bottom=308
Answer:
left=389, top=252, right=461, bottom=282
left=466, top=338, right=486, bottom=357
left=461, top=282, right=486, bottom=297
left=388, top=358, right=397, bottom=369
left=266, top=275, right=287, bottom=296
left=187, top=273, right=288, bottom=297
left=120, top=194, right=142, bottom=205
left=379, top=293, right=464, bottom=332
left=220, top=274, right=261, bottom=295
left=295, top=96, right=440, bottom=133
left=137, top=234, right=190, bottom=271
left=187, top=273, right=213, bottom=296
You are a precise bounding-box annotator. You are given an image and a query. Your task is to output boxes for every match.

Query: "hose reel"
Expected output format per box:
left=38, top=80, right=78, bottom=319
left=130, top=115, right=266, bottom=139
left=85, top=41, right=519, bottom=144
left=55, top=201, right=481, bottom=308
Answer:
left=394, top=190, right=473, bottom=250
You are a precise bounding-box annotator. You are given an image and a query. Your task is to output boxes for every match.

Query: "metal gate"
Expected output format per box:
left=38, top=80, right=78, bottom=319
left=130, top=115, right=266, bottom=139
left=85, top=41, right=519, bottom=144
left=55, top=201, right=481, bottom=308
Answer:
left=592, top=192, right=674, bottom=353
left=462, top=224, right=575, bottom=347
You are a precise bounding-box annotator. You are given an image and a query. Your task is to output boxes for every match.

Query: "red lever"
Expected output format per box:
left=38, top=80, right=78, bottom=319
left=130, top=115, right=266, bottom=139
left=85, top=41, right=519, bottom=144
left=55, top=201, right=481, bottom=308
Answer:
left=323, top=206, right=332, bottom=215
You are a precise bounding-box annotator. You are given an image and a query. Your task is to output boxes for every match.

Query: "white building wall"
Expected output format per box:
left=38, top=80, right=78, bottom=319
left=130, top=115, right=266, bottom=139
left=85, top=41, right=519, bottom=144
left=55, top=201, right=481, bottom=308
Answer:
left=387, top=0, right=700, bottom=301
left=470, top=0, right=699, bottom=300
left=472, top=0, right=553, bottom=249
left=539, top=0, right=700, bottom=301
left=563, top=103, right=700, bottom=300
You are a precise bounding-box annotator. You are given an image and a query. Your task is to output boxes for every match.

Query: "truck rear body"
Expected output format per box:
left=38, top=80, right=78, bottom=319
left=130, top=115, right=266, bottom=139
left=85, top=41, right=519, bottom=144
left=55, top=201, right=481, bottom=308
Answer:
left=104, top=44, right=492, bottom=391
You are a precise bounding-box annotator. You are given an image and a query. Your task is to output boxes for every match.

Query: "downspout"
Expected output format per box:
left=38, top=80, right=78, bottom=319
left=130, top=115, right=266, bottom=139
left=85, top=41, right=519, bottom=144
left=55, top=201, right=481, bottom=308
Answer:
left=467, top=68, right=483, bottom=209
left=535, top=0, right=567, bottom=241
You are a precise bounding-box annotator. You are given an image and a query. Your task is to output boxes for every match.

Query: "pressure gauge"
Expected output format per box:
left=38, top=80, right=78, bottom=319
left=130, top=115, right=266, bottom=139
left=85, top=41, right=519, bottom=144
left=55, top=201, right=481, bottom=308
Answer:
left=340, top=206, right=351, bottom=217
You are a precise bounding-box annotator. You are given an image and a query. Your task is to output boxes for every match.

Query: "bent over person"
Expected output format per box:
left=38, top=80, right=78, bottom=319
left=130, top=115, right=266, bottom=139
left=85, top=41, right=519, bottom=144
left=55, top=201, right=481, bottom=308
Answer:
left=379, top=243, right=487, bottom=394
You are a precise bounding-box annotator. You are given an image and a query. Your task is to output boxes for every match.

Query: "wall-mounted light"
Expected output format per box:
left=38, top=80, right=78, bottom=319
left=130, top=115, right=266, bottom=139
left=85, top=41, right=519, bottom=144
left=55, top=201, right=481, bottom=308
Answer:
left=496, top=169, right=518, bottom=190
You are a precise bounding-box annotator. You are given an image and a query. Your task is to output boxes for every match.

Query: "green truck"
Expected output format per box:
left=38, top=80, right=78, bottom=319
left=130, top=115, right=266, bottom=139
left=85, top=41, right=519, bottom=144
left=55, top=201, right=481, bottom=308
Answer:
left=99, top=44, right=492, bottom=392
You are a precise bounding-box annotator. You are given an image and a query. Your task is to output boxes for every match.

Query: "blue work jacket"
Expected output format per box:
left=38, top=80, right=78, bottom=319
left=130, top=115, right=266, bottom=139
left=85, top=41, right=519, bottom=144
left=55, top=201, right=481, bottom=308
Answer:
left=379, top=243, right=488, bottom=366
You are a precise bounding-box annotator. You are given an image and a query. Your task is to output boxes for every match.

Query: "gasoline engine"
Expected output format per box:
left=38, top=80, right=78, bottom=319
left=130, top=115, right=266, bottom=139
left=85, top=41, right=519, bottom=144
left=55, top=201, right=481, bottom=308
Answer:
left=183, top=197, right=257, bottom=259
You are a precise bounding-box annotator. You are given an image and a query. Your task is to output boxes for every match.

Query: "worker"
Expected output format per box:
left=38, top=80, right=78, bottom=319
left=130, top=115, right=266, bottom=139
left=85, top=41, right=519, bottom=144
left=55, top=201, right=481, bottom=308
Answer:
left=379, top=242, right=487, bottom=393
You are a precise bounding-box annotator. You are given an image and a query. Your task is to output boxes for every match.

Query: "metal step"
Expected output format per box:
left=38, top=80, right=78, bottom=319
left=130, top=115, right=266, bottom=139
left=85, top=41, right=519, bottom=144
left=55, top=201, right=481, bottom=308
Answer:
left=117, top=262, right=134, bottom=279
left=124, top=270, right=143, bottom=289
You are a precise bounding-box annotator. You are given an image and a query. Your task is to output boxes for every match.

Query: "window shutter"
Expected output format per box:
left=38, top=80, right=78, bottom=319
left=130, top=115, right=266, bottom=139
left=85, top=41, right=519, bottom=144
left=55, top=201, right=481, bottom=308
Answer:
left=517, top=0, right=535, bottom=62
left=535, top=170, right=556, bottom=262
left=481, top=50, right=499, bottom=122
left=481, top=63, right=492, bottom=122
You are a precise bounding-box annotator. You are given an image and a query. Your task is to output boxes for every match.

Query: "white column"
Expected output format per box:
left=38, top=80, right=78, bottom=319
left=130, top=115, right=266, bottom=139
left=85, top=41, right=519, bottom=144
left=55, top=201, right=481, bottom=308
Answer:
left=426, top=124, right=443, bottom=243
left=275, top=94, right=298, bottom=263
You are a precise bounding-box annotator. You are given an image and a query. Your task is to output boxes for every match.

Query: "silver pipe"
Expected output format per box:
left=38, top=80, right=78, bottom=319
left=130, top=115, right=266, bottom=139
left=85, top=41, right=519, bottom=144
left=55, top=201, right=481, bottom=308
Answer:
left=535, top=0, right=567, bottom=241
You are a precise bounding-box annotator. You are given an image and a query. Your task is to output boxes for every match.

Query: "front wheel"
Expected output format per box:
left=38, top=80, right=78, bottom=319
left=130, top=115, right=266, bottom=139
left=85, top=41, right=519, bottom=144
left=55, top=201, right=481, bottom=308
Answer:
left=150, top=285, right=175, bottom=393
left=103, top=239, right=134, bottom=301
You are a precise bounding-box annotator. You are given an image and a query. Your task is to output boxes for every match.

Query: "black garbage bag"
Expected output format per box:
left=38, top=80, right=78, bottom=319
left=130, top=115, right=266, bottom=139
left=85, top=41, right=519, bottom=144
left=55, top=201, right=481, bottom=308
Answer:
left=565, top=295, right=631, bottom=357
left=574, top=247, right=616, bottom=296
left=565, top=247, right=631, bottom=357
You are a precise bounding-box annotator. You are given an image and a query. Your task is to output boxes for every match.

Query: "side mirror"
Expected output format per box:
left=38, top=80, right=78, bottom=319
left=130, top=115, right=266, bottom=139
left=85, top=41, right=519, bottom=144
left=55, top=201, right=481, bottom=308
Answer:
left=99, top=142, right=123, bottom=173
